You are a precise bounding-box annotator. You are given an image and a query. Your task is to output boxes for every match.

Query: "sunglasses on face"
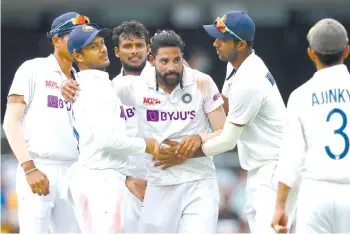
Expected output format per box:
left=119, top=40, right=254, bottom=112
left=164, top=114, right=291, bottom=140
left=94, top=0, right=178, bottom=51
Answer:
left=214, top=17, right=243, bottom=41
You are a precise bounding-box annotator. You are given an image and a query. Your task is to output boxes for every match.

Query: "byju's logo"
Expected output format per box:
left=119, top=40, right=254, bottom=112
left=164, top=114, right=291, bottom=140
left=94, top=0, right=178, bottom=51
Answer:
left=47, top=95, right=72, bottom=111
left=120, top=106, right=136, bottom=119
left=146, top=110, right=196, bottom=122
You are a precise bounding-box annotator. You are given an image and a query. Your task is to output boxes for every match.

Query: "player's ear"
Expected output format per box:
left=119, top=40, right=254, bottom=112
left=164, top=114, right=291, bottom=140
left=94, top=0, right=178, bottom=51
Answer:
left=149, top=54, right=155, bottom=66
left=72, top=52, right=84, bottom=64
left=114, top=47, right=120, bottom=58
left=307, top=47, right=316, bottom=62
left=343, top=45, right=349, bottom=60
left=146, top=44, right=151, bottom=56
left=51, top=35, right=61, bottom=48
left=237, top=40, right=247, bottom=52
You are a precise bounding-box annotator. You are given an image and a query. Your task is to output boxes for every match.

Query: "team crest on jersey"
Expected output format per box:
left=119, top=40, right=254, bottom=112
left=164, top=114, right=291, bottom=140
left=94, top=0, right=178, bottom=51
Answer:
left=82, top=25, right=93, bottom=32
left=182, top=93, right=192, bottom=104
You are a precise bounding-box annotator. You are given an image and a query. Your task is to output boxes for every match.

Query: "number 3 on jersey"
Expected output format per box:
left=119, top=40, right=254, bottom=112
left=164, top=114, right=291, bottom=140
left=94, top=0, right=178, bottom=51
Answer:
left=325, top=108, right=349, bottom=160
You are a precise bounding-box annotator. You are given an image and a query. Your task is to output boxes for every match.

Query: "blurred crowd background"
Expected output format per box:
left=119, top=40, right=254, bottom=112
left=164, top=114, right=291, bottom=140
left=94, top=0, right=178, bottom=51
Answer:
left=1, top=0, right=350, bottom=232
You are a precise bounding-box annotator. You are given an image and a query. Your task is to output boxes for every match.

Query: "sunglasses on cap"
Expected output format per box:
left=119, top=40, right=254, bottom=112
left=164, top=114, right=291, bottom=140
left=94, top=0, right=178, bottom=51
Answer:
left=49, top=15, right=90, bottom=36
left=214, top=17, right=243, bottom=41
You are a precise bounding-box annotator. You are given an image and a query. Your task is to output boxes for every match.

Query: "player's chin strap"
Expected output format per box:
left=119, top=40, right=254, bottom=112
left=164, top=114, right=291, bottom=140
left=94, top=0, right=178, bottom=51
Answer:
left=202, top=119, right=243, bottom=156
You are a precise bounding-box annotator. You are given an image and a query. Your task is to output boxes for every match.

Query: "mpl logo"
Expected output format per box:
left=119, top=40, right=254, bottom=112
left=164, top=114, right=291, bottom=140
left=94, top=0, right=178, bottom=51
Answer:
left=213, top=93, right=221, bottom=101
left=146, top=110, right=196, bottom=122
left=45, top=80, right=59, bottom=90
left=143, top=97, right=161, bottom=105
left=47, top=95, right=72, bottom=111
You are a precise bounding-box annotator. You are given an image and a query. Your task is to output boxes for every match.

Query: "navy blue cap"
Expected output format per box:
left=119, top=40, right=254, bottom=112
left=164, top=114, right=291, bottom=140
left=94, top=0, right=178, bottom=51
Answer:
left=67, top=24, right=111, bottom=55
left=48, top=12, right=90, bottom=38
left=203, top=11, right=255, bottom=41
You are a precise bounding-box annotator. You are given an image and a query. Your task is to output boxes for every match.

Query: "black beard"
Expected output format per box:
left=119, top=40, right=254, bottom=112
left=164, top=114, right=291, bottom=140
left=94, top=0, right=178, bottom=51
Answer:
left=156, top=68, right=183, bottom=87
left=121, top=59, right=147, bottom=73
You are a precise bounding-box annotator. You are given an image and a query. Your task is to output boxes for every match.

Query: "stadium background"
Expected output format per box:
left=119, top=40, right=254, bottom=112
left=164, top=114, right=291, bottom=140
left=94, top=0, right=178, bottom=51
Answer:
left=1, top=0, right=350, bottom=232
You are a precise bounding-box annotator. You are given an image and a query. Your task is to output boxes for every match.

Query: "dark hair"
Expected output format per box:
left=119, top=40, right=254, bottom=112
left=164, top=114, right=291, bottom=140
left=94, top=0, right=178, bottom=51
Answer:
left=232, top=39, right=254, bottom=49
left=314, top=51, right=344, bottom=66
left=112, top=20, right=149, bottom=47
left=150, top=30, right=185, bottom=56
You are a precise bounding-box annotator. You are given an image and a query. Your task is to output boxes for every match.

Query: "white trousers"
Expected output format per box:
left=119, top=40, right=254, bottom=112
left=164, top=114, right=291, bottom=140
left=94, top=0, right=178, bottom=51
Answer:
left=245, top=162, right=298, bottom=234
left=138, top=178, right=220, bottom=233
left=16, top=160, right=79, bottom=234
left=68, top=165, right=125, bottom=234
left=122, top=188, right=143, bottom=233
left=296, top=179, right=350, bottom=233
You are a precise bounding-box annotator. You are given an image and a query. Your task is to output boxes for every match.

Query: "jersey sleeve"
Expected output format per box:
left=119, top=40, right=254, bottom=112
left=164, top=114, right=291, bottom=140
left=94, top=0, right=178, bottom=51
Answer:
left=276, top=91, right=306, bottom=188
left=8, top=61, right=35, bottom=105
left=227, top=83, right=263, bottom=125
left=201, top=75, right=224, bottom=113
left=112, top=75, right=137, bottom=106
left=82, top=83, right=146, bottom=156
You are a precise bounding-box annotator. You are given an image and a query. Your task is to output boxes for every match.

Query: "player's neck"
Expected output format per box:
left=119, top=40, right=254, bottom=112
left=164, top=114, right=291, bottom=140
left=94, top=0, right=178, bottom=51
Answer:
left=316, top=61, right=342, bottom=71
left=54, top=52, right=73, bottom=79
left=123, top=70, right=142, bottom=76
left=230, top=49, right=253, bottom=70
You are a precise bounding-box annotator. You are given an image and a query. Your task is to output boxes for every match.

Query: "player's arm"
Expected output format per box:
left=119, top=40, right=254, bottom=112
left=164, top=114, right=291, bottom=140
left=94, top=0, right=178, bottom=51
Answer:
left=201, top=82, right=262, bottom=156
left=83, top=84, right=159, bottom=157
left=167, top=75, right=226, bottom=160
left=272, top=93, right=306, bottom=233
left=3, top=62, right=50, bottom=196
left=113, top=75, right=138, bottom=106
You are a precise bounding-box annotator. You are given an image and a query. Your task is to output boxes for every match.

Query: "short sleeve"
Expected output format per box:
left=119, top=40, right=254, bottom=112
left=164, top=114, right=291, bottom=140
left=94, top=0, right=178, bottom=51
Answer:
left=112, top=75, right=137, bottom=106
left=200, top=75, right=224, bottom=113
left=8, top=61, right=35, bottom=105
left=227, top=84, right=263, bottom=125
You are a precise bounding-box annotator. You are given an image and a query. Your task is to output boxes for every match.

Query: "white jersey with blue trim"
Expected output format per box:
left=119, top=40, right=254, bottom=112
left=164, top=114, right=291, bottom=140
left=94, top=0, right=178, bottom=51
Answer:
left=277, top=64, right=350, bottom=187
left=227, top=51, right=287, bottom=171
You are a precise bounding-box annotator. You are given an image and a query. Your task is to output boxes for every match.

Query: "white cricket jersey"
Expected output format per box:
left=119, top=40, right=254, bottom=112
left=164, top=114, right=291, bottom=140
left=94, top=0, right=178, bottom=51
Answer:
left=112, top=62, right=152, bottom=177
left=222, top=62, right=235, bottom=98
left=8, top=54, right=78, bottom=162
left=278, top=64, right=350, bottom=187
left=227, top=52, right=286, bottom=171
left=114, top=66, right=224, bottom=185
left=72, top=69, right=146, bottom=171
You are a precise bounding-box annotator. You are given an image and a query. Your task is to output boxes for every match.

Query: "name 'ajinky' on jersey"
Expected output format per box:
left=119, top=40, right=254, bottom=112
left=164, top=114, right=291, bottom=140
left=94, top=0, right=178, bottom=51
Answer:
left=114, top=66, right=224, bottom=186
left=278, top=64, right=350, bottom=187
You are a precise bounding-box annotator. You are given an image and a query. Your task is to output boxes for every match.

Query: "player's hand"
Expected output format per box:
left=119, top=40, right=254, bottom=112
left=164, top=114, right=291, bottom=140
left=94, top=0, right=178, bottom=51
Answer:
left=271, top=206, right=289, bottom=233
left=22, top=161, right=50, bottom=196
left=125, top=176, right=147, bottom=201
left=175, top=134, right=202, bottom=160
left=145, top=138, right=160, bottom=159
left=61, top=79, right=80, bottom=103
left=154, top=140, right=186, bottom=169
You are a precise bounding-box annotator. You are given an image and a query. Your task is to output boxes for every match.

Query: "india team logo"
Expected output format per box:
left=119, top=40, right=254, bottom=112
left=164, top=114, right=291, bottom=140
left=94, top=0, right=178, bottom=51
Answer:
left=82, top=25, right=93, bottom=32
left=182, top=93, right=192, bottom=104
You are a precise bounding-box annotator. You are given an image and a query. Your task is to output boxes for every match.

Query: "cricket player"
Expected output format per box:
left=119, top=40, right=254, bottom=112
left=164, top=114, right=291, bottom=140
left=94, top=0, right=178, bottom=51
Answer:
left=200, top=11, right=296, bottom=233
left=65, top=24, right=160, bottom=234
left=111, top=21, right=152, bottom=232
left=113, top=30, right=226, bottom=232
left=2, top=12, right=89, bottom=234
left=271, top=18, right=350, bottom=234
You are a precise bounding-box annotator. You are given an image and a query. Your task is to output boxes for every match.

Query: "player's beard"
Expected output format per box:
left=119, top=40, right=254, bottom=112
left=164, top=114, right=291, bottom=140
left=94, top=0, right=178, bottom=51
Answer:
left=156, top=67, right=183, bottom=87
left=121, top=59, right=147, bottom=73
